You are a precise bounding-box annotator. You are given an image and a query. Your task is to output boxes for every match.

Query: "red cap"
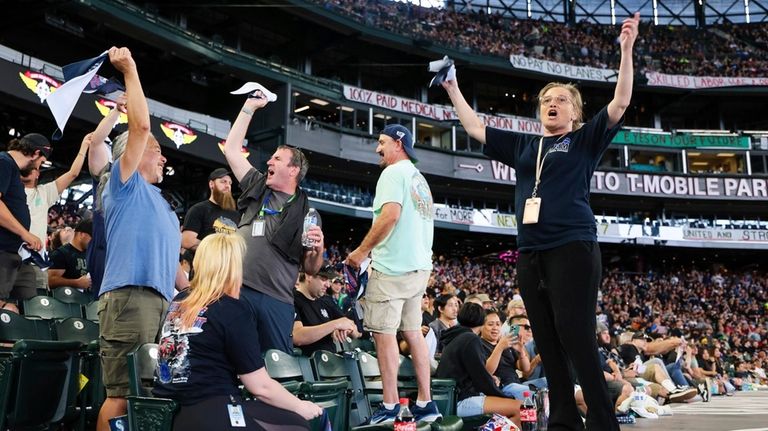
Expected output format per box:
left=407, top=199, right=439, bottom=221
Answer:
left=523, top=391, right=531, bottom=397
left=399, top=397, right=409, bottom=405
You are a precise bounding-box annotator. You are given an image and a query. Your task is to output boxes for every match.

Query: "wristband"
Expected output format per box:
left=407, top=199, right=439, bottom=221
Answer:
left=241, top=107, right=255, bottom=116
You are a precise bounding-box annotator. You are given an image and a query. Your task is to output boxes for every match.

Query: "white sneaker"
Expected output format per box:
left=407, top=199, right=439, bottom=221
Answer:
left=631, top=405, right=659, bottom=419
left=647, top=405, right=674, bottom=416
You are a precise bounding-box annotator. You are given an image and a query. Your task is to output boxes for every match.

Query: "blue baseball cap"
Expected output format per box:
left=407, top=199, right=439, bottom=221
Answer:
left=381, top=124, right=417, bottom=163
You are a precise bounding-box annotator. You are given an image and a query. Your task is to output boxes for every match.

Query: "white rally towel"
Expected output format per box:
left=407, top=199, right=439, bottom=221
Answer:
left=46, top=50, right=112, bottom=139
left=428, top=55, right=456, bottom=87
left=230, top=82, right=278, bottom=102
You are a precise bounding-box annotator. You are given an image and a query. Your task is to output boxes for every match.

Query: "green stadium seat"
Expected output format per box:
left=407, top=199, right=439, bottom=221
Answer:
left=53, top=287, right=93, bottom=305
left=263, top=349, right=349, bottom=431
left=54, top=317, right=99, bottom=346
left=79, top=341, right=105, bottom=431
left=0, top=310, right=54, bottom=345
left=398, top=356, right=457, bottom=416
left=311, top=350, right=371, bottom=427
left=84, top=301, right=99, bottom=323
left=126, top=343, right=178, bottom=431
left=0, top=340, right=82, bottom=430
left=23, top=296, right=82, bottom=321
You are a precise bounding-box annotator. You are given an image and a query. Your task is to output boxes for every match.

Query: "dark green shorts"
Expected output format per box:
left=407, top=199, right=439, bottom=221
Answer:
left=99, top=286, right=168, bottom=397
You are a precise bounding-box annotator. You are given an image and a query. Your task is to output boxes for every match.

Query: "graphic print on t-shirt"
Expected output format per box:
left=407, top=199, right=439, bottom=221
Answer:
left=157, top=302, right=208, bottom=384
left=548, top=136, right=571, bottom=154
left=410, top=172, right=434, bottom=220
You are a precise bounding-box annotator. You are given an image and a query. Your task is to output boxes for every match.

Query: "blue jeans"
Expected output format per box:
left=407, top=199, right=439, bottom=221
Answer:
left=502, top=378, right=549, bottom=399
left=240, top=288, right=295, bottom=353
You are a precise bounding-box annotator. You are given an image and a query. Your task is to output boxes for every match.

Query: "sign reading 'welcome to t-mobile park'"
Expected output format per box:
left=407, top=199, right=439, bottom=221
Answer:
left=473, top=159, right=767, bottom=200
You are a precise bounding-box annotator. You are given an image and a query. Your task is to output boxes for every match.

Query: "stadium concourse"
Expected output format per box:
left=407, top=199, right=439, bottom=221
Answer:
left=0, top=0, right=767, bottom=430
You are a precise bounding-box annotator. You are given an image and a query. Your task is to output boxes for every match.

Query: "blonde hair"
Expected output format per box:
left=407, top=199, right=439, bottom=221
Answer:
left=537, top=82, right=584, bottom=131
left=177, top=233, right=246, bottom=328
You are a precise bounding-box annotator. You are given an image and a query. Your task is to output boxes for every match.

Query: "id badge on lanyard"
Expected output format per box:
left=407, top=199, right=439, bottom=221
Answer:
left=252, top=219, right=265, bottom=237
left=523, top=137, right=546, bottom=225
left=227, top=395, right=246, bottom=427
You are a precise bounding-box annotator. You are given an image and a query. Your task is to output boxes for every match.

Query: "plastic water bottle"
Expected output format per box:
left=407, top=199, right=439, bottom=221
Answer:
left=536, top=388, right=549, bottom=430
left=301, top=208, right=318, bottom=247
left=521, top=391, right=538, bottom=431
left=394, top=398, right=416, bottom=431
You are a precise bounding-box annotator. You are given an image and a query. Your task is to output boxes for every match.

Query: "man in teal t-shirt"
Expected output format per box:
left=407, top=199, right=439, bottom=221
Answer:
left=347, top=124, right=439, bottom=424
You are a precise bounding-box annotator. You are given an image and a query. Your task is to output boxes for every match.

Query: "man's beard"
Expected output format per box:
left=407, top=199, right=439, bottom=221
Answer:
left=212, top=188, right=236, bottom=211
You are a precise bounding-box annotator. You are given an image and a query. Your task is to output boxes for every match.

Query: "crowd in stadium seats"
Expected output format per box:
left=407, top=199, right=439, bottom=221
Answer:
left=303, top=178, right=374, bottom=207
left=317, top=0, right=768, bottom=77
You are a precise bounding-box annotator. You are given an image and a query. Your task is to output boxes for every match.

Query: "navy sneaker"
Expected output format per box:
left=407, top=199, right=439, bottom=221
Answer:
left=411, top=401, right=443, bottom=423
left=367, top=404, right=399, bottom=424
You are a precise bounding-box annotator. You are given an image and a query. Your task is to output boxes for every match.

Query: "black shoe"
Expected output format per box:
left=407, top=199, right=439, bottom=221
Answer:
left=668, top=387, right=698, bottom=403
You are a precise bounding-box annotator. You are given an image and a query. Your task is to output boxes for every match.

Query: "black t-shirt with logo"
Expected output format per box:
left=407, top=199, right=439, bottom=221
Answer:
left=0, top=152, right=31, bottom=252
left=182, top=200, right=240, bottom=241
left=152, top=292, right=265, bottom=405
left=293, top=289, right=344, bottom=356
left=484, top=107, right=623, bottom=251
left=50, top=243, right=88, bottom=281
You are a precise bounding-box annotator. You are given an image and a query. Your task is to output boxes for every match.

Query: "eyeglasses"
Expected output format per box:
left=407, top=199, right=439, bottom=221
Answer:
left=513, top=324, right=532, bottom=330
left=540, top=95, right=571, bottom=106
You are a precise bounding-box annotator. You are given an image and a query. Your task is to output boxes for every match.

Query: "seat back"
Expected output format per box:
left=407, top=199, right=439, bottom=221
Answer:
left=311, top=350, right=370, bottom=426
left=357, top=352, right=383, bottom=402
left=0, top=310, right=53, bottom=344
left=84, top=301, right=99, bottom=322
left=303, top=379, right=349, bottom=431
left=54, top=317, right=99, bottom=345
left=53, top=287, right=93, bottom=305
left=264, top=349, right=308, bottom=383
left=398, top=356, right=457, bottom=416
left=0, top=340, right=81, bottom=429
left=23, top=296, right=82, bottom=320
left=125, top=345, right=178, bottom=431
left=127, top=343, right=159, bottom=397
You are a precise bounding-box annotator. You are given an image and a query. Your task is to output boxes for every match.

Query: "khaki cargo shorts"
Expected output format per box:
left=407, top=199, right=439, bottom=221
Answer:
left=363, top=269, right=430, bottom=334
left=99, top=287, right=168, bottom=397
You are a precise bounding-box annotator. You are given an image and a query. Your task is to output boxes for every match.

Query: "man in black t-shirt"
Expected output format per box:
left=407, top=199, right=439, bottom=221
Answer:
left=293, top=264, right=360, bottom=356
left=181, top=168, right=240, bottom=252
left=0, top=134, right=50, bottom=303
left=49, top=219, right=92, bottom=290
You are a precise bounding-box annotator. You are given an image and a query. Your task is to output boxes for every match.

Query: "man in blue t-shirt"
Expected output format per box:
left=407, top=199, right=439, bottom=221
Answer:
left=0, top=133, right=50, bottom=305
left=95, top=47, right=183, bottom=431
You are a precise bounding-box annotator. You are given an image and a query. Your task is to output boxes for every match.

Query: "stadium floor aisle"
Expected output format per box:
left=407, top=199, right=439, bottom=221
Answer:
left=623, top=391, right=768, bottom=430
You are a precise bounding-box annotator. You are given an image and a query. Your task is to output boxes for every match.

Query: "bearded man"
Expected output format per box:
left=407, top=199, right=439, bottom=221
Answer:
left=181, top=167, right=240, bottom=253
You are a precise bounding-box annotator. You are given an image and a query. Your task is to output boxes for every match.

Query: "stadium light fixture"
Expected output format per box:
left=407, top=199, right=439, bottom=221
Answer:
left=691, top=162, right=709, bottom=166
left=687, top=152, right=701, bottom=156
left=716, top=153, right=735, bottom=157
left=340, top=106, right=355, bottom=112
left=310, top=98, right=329, bottom=106
left=294, top=105, right=310, bottom=113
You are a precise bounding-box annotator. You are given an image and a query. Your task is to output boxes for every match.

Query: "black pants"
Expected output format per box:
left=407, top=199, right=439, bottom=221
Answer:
left=518, top=241, right=618, bottom=431
left=173, top=395, right=310, bottom=431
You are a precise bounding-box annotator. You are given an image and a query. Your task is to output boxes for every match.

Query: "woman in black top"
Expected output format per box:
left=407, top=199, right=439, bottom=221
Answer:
left=442, top=13, right=640, bottom=431
left=153, top=233, right=323, bottom=430
left=435, top=303, right=521, bottom=426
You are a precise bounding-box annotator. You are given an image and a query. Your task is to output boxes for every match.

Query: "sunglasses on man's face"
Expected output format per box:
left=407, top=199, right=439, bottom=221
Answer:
left=514, top=324, right=532, bottom=331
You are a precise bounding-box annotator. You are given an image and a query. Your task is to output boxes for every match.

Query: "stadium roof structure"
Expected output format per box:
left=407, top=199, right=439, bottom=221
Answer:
left=415, top=0, right=767, bottom=25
